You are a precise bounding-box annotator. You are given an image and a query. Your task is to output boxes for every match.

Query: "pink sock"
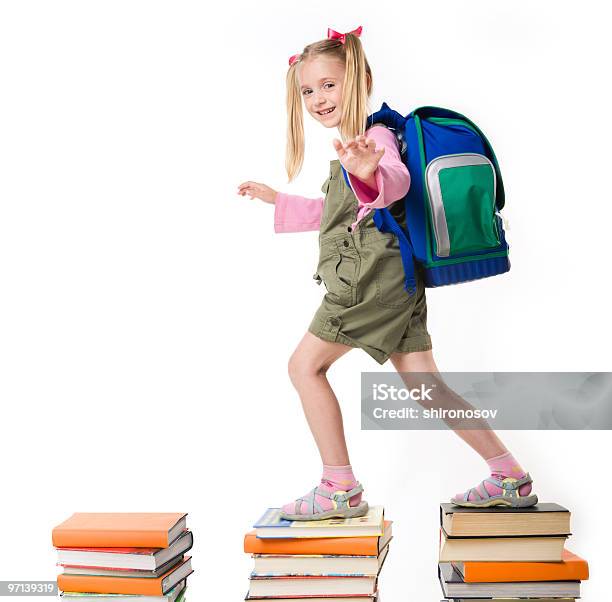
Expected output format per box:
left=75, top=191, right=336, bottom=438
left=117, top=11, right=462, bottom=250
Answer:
left=282, top=464, right=362, bottom=516
left=455, top=451, right=532, bottom=502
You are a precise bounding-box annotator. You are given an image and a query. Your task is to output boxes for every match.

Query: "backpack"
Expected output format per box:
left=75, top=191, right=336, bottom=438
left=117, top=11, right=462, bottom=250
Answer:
left=341, top=103, right=510, bottom=294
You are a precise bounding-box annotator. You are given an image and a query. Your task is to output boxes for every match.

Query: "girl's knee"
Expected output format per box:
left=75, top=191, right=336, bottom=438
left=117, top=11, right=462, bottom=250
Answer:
left=288, top=349, right=331, bottom=385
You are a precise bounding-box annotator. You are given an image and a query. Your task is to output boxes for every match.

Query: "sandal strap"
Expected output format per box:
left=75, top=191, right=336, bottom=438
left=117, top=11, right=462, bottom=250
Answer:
left=294, top=487, right=322, bottom=515
left=462, top=473, right=533, bottom=503
left=484, top=476, right=503, bottom=489
left=498, top=473, right=533, bottom=491
left=477, top=481, right=491, bottom=499
left=465, top=487, right=480, bottom=501
left=507, top=472, right=533, bottom=488
left=291, top=483, right=364, bottom=515
left=331, top=484, right=364, bottom=502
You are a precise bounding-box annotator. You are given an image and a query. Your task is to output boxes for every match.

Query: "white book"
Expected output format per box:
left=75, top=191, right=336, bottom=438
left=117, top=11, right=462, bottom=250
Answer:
left=248, top=575, right=377, bottom=597
left=57, top=531, right=193, bottom=570
left=254, top=506, right=384, bottom=539
left=245, top=592, right=376, bottom=602
left=252, top=542, right=390, bottom=576
left=439, top=529, right=566, bottom=562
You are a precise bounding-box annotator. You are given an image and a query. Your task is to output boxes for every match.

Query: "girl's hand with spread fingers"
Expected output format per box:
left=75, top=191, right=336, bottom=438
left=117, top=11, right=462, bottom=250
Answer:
left=332, top=134, right=385, bottom=186
left=237, top=181, right=278, bottom=204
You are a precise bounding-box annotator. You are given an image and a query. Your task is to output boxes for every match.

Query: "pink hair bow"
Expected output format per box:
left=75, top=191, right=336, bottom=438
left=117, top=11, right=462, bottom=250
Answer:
left=288, top=25, right=363, bottom=67
left=327, top=25, right=363, bottom=44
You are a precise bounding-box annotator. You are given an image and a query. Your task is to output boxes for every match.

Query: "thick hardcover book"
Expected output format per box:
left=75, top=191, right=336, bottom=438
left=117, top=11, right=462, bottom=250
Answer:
left=57, top=557, right=193, bottom=596
left=438, top=562, right=580, bottom=598
left=251, top=542, right=390, bottom=577
left=60, top=554, right=184, bottom=579
left=439, top=528, right=566, bottom=562
left=245, top=592, right=378, bottom=602
left=59, top=581, right=186, bottom=602
left=254, top=506, right=384, bottom=539
left=438, top=598, right=574, bottom=602
left=53, top=513, right=188, bottom=548
left=452, top=547, right=589, bottom=582
left=57, top=531, right=193, bottom=571
left=244, top=521, right=392, bottom=555
left=248, top=575, right=377, bottom=597
left=439, top=503, right=570, bottom=537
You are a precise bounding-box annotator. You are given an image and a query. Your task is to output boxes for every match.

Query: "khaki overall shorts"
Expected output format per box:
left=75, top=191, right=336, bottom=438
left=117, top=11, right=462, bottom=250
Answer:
left=308, top=159, right=432, bottom=365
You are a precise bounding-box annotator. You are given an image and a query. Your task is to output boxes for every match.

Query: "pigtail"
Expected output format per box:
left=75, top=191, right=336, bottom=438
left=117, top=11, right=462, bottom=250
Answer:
left=285, top=63, right=305, bottom=182
left=339, top=34, right=372, bottom=142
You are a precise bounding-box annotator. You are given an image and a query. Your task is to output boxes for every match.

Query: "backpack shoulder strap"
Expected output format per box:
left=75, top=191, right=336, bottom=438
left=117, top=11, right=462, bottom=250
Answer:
left=367, top=102, right=408, bottom=158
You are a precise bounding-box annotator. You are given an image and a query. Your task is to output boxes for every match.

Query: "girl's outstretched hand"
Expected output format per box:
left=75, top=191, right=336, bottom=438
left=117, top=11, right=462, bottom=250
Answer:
left=237, top=181, right=277, bottom=204
left=333, top=135, right=385, bottom=184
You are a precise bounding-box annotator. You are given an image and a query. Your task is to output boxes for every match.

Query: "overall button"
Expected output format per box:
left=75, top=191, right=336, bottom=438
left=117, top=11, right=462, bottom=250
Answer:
left=330, top=318, right=340, bottom=327
left=343, top=240, right=350, bottom=248
left=347, top=226, right=352, bottom=232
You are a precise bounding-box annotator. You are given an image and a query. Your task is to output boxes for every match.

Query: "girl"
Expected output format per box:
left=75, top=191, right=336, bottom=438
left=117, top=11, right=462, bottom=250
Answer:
left=237, top=26, right=537, bottom=520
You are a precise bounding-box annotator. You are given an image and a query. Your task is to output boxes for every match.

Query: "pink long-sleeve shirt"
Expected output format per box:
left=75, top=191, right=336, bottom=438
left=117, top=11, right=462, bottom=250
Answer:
left=274, top=125, right=410, bottom=233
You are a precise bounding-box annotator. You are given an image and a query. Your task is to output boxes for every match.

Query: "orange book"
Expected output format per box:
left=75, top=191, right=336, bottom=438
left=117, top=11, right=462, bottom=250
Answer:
left=57, top=556, right=192, bottom=595
left=453, top=548, right=589, bottom=583
left=244, top=520, right=392, bottom=556
left=52, top=513, right=187, bottom=548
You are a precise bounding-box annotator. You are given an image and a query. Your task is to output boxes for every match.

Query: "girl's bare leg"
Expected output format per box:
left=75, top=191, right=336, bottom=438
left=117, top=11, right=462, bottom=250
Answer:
left=280, top=332, right=367, bottom=518
left=389, top=349, right=535, bottom=505
left=389, top=349, right=507, bottom=459
left=287, top=331, right=353, bottom=465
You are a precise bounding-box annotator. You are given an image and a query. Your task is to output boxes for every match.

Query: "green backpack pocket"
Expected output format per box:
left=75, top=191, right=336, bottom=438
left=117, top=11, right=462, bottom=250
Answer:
left=425, top=153, right=499, bottom=257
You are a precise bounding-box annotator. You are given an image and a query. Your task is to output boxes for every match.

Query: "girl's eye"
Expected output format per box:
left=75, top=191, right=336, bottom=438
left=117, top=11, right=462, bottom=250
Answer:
left=302, top=83, right=334, bottom=96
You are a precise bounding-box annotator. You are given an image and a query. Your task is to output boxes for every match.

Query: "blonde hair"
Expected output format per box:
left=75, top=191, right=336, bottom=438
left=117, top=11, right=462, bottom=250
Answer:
left=285, top=34, right=373, bottom=181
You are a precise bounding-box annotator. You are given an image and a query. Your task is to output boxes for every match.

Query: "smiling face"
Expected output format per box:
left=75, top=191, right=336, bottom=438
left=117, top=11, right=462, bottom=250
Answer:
left=297, top=56, right=345, bottom=129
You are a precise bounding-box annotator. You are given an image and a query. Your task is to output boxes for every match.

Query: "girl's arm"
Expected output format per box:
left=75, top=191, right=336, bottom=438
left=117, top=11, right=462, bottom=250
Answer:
left=273, top=126, right=407, bottom=233
left=346, top=125, right=410, bottom=219
left=274, top=192, right=324, bottom=233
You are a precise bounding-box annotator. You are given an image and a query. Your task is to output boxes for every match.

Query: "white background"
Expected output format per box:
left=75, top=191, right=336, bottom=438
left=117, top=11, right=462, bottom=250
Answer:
left=1, top=1, right=610, bottom=600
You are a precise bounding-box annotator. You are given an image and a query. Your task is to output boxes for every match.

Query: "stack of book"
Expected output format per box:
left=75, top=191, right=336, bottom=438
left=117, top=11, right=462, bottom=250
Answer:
left=437, top=502, right=589, bottom=601
left=52, top=513, right=194, bottom=602
left=244, top=506, right=391, bottom=601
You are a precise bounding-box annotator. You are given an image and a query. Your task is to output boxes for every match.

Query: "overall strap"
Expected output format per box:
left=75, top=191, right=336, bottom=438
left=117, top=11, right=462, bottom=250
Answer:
left=341, top=165, right=417, bottom=295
